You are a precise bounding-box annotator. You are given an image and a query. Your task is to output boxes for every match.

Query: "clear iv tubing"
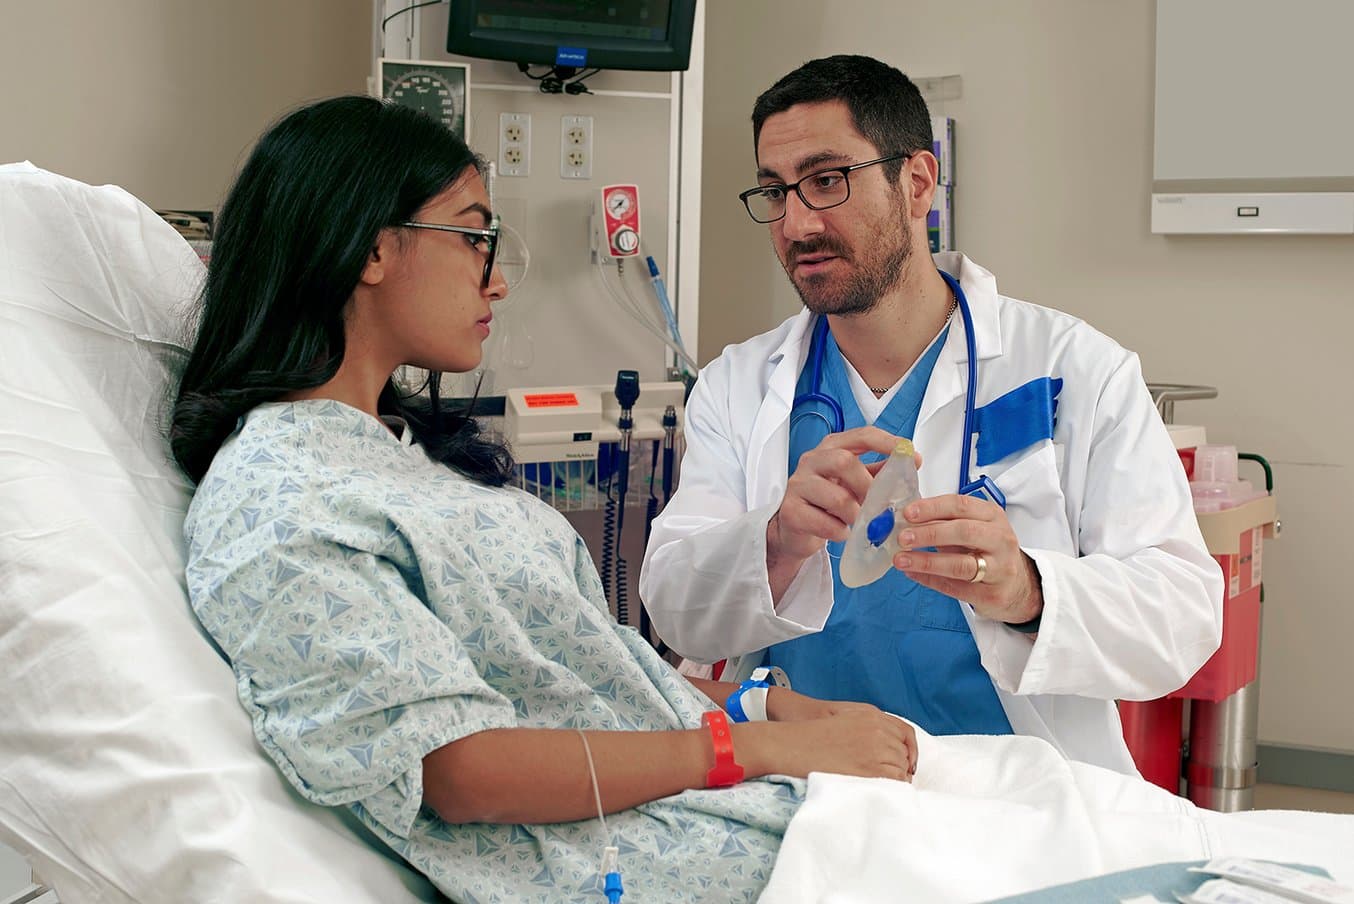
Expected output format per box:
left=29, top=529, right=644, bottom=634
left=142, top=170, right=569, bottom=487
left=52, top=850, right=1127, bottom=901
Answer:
left=576, top=730, right=624, bottom=902
left=592, top=253, right=660, bottom=332
left=598, top=255, right=694, bottom=370
left=619, top=263, right=695, bottom=371
left=593, top=254, right=697, bottom=372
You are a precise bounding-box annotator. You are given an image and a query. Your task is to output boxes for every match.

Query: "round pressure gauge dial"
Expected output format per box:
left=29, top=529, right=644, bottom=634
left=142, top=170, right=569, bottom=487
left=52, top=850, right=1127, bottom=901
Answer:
left=606, top=188, right=635, bottom=218
left=379, top=59, right=468, bottom=137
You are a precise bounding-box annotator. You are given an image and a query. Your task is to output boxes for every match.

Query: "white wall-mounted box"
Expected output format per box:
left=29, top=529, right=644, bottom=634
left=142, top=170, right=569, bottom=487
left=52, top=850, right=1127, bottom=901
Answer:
left=1151, top=192, right=1354, bottom=235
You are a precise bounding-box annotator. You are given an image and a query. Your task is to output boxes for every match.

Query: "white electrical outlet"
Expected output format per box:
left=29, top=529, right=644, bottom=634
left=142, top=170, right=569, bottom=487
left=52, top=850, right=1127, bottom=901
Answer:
left=498, top=112, right=531, bottom=177
left=560, top=114, right=593, bottom=180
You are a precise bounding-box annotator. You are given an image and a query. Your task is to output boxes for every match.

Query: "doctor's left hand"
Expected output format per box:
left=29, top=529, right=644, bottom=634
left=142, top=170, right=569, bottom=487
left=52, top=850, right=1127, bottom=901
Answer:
left=891, top=494, right=1044, bottom=628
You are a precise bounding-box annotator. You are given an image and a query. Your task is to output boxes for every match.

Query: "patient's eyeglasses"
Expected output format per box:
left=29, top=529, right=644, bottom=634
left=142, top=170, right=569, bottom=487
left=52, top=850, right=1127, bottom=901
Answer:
left=400, top=218, right=500, bottom=288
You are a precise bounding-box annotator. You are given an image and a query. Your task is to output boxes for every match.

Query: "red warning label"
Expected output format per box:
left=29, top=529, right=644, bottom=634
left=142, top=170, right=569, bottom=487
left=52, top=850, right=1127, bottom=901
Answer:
left=523, top=393, right=580, bottom=409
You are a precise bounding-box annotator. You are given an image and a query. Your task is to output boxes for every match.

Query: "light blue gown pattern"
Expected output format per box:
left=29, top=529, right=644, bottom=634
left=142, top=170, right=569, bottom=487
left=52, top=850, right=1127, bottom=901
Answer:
left=185, top=400, right=800, bottom=904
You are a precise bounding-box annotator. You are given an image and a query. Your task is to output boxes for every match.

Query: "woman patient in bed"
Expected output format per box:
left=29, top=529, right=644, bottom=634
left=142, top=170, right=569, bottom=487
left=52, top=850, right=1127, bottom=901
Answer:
left=169, top=96, right=916, bottom=904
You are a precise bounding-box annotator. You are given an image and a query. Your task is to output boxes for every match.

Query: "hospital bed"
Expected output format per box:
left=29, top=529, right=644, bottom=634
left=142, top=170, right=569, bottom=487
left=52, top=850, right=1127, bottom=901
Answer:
left=0, top=162, right=441, bottom=903
left=2, top=162, right=1351, bottom=904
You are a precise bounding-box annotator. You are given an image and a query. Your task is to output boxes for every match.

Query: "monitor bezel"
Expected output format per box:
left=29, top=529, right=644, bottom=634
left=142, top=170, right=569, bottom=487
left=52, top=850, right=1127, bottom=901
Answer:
left=445, top=0, right=697, bottom=72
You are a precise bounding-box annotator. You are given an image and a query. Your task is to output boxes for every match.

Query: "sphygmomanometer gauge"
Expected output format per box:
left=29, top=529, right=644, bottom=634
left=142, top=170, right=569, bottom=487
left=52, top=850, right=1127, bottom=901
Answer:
left=378, top=59, right=469, bottom=138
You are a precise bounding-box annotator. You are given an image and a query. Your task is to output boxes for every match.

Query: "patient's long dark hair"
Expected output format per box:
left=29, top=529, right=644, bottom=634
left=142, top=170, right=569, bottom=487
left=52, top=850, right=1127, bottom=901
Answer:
left=170, top=95, right=513, bottom=486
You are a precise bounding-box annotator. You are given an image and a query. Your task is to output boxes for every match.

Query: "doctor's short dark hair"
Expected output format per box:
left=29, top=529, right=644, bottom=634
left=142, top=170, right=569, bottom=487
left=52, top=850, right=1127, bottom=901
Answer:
left=170, top=95, right=513, bottom=487
left=751, top=54, right=933, bottom=183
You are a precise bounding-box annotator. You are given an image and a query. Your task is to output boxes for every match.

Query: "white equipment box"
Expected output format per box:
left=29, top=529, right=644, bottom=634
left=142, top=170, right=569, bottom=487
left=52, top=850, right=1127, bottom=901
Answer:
left=502, top=381, right=686, bottom=511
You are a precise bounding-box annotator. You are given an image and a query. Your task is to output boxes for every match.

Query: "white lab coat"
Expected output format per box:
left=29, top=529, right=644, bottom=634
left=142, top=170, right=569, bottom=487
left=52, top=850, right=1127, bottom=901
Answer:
left=640, top=252, right=1224, bottom=773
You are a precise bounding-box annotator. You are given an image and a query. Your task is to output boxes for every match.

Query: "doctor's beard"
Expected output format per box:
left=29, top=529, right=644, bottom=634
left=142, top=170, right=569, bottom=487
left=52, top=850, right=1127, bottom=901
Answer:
left=784, top=212, right=912, bottom=316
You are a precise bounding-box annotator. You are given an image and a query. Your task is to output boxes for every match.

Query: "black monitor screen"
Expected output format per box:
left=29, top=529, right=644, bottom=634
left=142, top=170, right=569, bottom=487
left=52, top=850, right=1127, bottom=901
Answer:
left=447, top=0, right=695, bottom=72
left=475, top=0, right=670, bottom=42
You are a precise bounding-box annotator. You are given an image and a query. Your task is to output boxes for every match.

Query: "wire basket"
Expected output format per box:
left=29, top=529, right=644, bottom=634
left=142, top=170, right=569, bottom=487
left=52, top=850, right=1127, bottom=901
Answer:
left=513, top=438, right=683, bottom=513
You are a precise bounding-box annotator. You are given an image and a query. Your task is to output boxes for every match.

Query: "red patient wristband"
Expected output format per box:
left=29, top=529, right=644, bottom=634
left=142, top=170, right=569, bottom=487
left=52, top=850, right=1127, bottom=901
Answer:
left=702, top=710, right=744, bottom=788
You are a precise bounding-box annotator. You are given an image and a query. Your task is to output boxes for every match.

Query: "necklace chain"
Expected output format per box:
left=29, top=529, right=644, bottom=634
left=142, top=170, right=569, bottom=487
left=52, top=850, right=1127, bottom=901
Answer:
left=869, top=296, right=959, bottom=395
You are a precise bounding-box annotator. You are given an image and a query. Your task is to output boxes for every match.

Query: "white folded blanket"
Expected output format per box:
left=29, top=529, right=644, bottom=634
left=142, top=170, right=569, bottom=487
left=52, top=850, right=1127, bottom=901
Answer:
left=761, top=728, right=1354, bottom=903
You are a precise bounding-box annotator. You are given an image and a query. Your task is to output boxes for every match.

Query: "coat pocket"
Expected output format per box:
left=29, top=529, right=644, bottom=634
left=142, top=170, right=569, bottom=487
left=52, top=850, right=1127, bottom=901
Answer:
left=984, top=440, right=1072, bottom=552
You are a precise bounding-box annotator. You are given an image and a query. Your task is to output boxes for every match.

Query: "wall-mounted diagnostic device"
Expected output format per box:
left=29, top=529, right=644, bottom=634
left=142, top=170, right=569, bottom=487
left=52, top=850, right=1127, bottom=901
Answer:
left=600, top=184, right=641, bottom=257
left=378, top=58, right=470, bottom=139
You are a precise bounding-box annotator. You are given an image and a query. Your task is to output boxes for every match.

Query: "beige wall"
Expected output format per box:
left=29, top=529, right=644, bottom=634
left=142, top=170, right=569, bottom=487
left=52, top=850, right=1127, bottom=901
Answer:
left=701, top=1, right=1354, bottom=753
left=0, top=0, right=371, bottom=211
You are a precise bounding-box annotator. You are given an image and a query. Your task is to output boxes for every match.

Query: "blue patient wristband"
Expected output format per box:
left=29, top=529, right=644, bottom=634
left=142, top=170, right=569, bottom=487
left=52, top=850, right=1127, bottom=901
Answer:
left=725, top=678, right=770, bottom=723
left=724, top=666, right=790, bottom=723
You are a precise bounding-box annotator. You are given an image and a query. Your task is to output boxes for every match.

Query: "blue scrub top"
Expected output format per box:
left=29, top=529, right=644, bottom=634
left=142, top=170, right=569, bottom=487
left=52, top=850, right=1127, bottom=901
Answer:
left=771, top=322, right=1012, bottom=736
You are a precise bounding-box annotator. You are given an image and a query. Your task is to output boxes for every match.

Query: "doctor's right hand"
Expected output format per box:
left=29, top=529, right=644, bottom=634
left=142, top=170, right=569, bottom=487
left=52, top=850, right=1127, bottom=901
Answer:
left=767, top=427, right=918, bottom=599
left=738, top=708, right=917, bottom=783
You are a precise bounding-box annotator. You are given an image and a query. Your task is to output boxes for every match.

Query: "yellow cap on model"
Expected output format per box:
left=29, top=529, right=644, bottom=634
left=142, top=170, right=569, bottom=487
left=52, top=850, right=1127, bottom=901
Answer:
left=894, top=438, right=914, bottom=458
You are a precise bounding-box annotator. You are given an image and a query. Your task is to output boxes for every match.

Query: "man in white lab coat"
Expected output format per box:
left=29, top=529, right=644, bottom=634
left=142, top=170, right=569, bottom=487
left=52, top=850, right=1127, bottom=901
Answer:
left=639, top=55, right=1223, bottom=773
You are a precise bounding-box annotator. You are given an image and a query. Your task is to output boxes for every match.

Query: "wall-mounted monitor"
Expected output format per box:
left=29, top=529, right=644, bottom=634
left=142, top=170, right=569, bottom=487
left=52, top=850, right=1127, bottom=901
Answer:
left=446, top=0, right=697, bottom=72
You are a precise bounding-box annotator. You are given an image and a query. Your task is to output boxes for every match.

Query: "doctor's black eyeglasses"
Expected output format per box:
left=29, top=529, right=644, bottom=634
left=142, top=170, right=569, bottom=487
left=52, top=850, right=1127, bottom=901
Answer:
left=400, top=218, right=500, bottom=288
left=738, top=153, right=913, bottom=224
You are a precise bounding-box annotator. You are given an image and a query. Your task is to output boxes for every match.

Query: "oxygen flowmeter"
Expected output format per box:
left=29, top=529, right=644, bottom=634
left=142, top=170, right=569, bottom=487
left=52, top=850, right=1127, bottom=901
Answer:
left=600, top=184, right=640, bottom=257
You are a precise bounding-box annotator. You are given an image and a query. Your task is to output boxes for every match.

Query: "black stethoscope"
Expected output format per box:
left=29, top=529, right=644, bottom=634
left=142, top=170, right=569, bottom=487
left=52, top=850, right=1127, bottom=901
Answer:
left=789, top=270, right=1006, bottom=508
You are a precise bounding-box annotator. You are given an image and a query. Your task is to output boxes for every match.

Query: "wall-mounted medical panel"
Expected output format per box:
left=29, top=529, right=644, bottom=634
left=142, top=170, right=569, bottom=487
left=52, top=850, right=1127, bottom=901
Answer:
left=1150, top=193, right=1354, bottom=236
left=375, top=1, right=703, bottom=397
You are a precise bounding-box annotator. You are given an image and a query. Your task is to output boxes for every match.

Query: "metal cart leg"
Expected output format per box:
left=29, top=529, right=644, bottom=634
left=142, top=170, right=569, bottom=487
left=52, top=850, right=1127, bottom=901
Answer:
left=1185, top=677, right=1260, bottom=812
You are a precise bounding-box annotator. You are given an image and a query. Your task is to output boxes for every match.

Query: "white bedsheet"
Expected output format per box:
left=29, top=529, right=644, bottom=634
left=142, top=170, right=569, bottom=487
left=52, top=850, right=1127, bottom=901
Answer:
left=762, top=727, right=1354, bottom=903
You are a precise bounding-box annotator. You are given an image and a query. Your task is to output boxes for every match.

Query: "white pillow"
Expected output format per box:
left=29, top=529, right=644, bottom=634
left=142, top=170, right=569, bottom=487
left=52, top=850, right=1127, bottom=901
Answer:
left=0, top=162, right=442, bottom=904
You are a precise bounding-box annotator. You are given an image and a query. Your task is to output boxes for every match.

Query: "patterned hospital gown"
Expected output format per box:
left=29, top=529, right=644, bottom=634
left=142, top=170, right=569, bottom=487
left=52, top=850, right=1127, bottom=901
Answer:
left=184, top=400, right=802, bottom=903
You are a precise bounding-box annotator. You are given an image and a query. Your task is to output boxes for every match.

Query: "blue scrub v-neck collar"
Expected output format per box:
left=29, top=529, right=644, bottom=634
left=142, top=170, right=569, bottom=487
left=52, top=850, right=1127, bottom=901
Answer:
left=820, top=323, right=950, bottom=458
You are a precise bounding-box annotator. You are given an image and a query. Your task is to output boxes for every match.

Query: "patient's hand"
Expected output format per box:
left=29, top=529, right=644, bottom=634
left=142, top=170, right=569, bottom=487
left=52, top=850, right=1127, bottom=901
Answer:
left=741, top=708, right=918, bottom=783
left=766, top=688, right=880, bottom=723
